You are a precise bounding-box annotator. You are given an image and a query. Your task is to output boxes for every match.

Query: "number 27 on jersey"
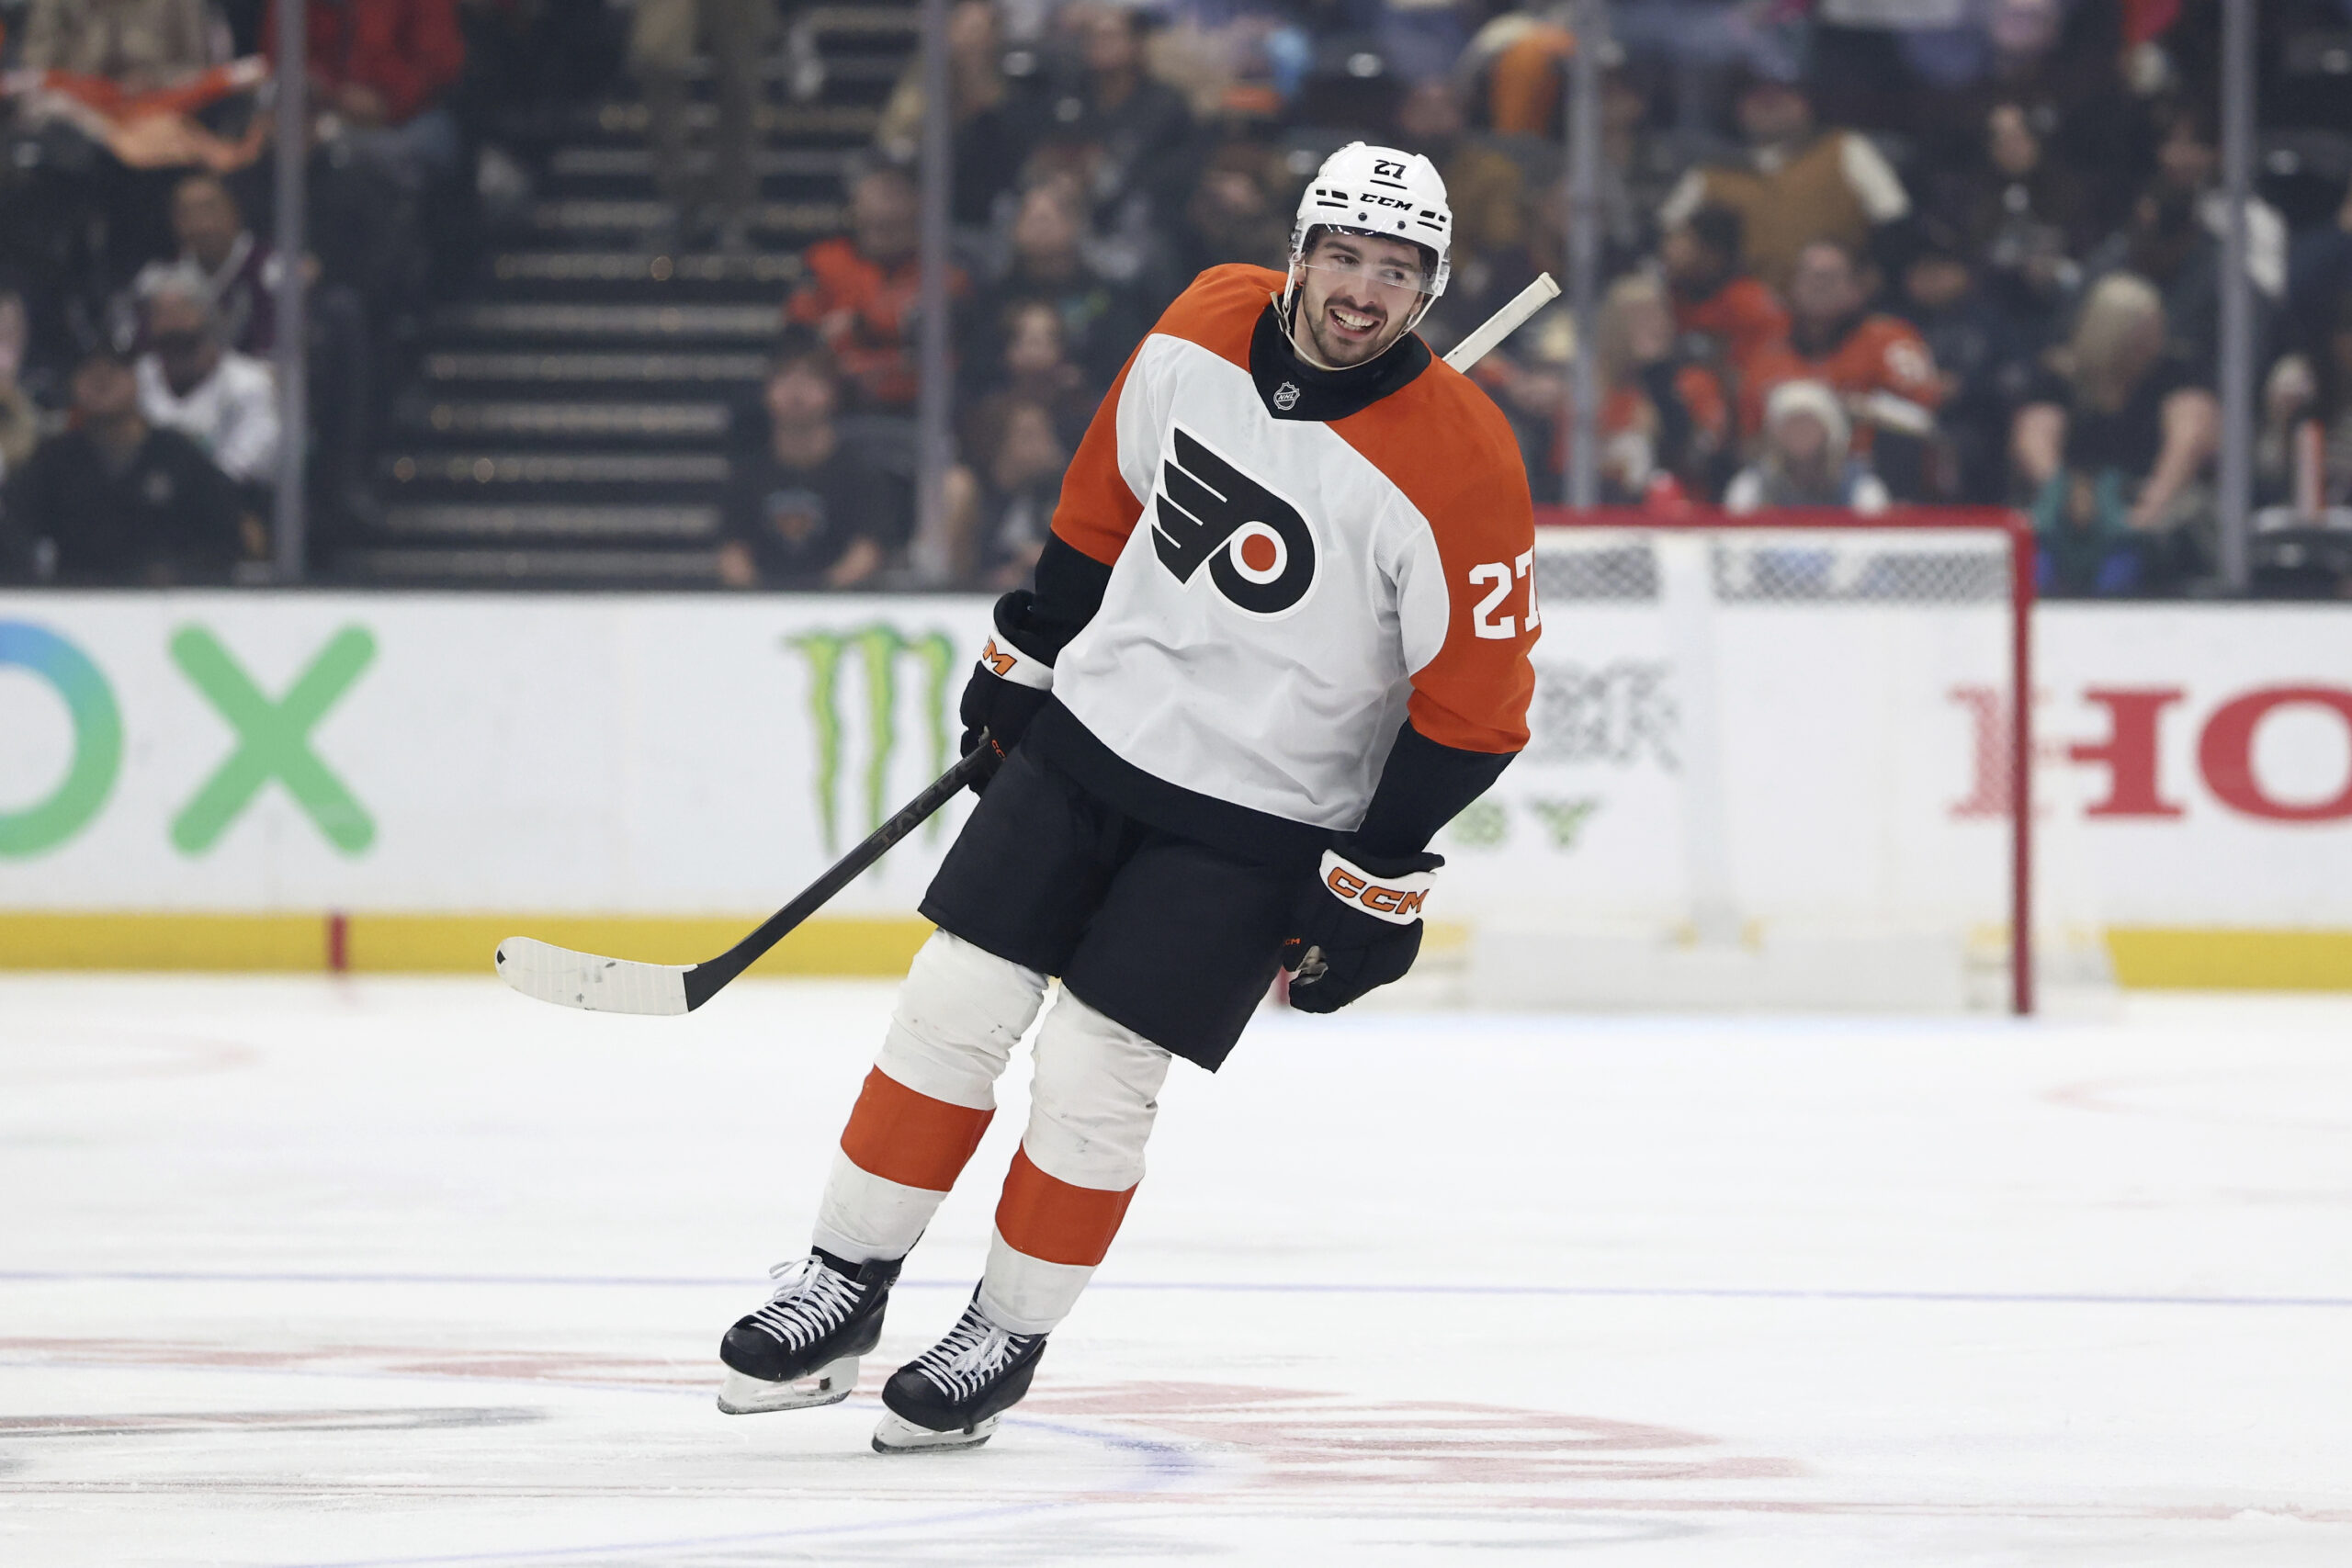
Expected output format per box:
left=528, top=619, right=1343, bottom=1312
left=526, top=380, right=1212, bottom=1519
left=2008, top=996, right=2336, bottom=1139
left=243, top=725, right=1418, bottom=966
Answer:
left=1470, top=550, right=1541, bottom=640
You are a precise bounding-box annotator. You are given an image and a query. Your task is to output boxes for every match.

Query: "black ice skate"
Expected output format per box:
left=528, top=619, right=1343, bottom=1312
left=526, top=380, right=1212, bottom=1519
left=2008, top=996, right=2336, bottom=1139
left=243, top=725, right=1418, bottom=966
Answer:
left=716, top=1248, right=899, bottom=1415
left=872, top=1291, right=1048, bottom=1453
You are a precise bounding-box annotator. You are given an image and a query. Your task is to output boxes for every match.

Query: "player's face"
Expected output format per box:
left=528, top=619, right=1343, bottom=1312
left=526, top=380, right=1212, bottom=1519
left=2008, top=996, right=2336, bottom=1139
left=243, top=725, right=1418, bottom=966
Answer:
left=1293, top=233, right=1429, bottom=368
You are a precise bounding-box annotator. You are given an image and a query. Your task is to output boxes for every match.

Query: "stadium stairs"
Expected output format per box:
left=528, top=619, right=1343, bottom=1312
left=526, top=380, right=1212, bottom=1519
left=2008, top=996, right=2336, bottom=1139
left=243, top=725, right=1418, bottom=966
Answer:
left=346, top=7, right=917, bottom=588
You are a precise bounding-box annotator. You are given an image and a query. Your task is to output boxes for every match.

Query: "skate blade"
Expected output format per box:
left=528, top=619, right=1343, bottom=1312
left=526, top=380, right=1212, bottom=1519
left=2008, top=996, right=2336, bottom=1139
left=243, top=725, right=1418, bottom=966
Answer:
left=870, top=1411, right=1000, bottom=1453
left=716, top=1356, right=859, bottom=1415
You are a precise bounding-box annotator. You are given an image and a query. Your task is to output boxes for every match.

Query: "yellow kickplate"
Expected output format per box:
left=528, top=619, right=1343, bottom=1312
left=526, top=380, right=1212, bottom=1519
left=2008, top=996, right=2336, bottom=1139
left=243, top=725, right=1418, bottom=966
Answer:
left=0, top=912, right=330, bottom=971
left=2104, top=929, right=2352, bottom=991
left=0, top=912, right=933, bottom=976
left=5, top=914, right=2350, bottom=990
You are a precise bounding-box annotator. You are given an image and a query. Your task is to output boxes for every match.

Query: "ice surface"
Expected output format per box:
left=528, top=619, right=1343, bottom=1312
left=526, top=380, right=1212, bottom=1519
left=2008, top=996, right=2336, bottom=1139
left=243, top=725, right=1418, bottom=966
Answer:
left=3, top=976, right=2349, bottom=1566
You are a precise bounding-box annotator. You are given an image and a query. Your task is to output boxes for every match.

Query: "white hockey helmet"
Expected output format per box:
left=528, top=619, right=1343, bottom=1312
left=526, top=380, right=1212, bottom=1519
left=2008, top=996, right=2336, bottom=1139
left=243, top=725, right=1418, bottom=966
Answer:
left=1290, top=141, right=1453, bottom=301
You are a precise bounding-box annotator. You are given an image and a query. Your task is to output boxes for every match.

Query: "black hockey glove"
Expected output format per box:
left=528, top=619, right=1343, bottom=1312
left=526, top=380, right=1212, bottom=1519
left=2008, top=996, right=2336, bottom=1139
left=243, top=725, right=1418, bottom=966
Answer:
left=1280, top=841, right=1442, bottom=1014
left=957, top=591, right=1056, bottom=793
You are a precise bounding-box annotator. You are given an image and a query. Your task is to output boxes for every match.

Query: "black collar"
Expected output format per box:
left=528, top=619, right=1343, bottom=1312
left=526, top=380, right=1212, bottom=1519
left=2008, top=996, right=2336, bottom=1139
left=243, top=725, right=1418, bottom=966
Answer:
left=1250, top=301, right=1430, bottom=422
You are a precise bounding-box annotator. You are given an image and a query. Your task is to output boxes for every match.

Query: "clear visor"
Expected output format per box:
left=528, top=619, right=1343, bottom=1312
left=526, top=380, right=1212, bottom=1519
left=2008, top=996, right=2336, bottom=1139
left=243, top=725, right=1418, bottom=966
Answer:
left=1298, top=251, right=1431, bottom=299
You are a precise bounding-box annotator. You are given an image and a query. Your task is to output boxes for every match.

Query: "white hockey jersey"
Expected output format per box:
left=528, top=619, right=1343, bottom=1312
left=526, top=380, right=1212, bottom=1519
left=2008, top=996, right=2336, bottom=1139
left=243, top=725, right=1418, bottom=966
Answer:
left=1045, top=265, right=1539, bottom=833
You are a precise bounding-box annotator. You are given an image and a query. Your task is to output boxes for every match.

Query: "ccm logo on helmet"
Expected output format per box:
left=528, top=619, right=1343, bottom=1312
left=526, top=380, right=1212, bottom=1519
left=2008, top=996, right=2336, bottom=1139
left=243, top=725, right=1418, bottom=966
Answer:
left=1151, top=426, right=1318, bottom=616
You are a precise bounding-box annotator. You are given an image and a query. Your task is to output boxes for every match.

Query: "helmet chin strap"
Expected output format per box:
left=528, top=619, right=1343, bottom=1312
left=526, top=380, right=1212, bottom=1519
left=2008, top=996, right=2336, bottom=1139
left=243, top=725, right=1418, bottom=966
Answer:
left=1281, top=262, right=1432, bottom=372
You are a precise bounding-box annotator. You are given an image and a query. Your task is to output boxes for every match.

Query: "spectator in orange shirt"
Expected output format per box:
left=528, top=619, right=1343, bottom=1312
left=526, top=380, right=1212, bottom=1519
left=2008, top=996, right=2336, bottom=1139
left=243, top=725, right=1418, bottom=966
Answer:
left=786, top=164, right=968, bottom=414
left=1662, top=206, right=1786, bottom=430
left=1747, top=241, right=1942, bottom=492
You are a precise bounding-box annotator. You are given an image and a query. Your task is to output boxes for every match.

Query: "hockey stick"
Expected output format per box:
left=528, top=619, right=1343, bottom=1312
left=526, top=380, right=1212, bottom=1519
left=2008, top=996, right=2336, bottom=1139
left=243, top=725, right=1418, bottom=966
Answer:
left=1442, top=273, right=1559, bottom=373
left=495, top=280, right=1561, bottom=1017
left=495, top=739, right=993, bottom=1015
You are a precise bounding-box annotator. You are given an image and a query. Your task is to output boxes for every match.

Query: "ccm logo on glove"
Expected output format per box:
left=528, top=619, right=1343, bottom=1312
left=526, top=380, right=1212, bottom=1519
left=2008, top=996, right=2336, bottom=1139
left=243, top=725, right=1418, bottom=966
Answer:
left=980, top=636, right=1053, bottom=691
left=1322, top=857, right=1435, bottom=924
left=1282, top=843, right=1443, bottom=1013
left=958, top=593, right=1058, bottom=794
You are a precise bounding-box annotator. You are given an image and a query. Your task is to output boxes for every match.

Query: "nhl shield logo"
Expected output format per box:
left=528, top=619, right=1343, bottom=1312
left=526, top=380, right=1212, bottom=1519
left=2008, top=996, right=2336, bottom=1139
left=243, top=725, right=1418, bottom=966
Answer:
left=1272, top=380, right=1301, bottom=412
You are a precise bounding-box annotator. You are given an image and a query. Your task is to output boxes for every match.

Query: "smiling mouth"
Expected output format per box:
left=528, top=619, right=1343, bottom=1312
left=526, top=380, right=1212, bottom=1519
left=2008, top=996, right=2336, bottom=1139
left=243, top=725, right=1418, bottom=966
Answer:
left=1327, top=303, right=1383, bottom=338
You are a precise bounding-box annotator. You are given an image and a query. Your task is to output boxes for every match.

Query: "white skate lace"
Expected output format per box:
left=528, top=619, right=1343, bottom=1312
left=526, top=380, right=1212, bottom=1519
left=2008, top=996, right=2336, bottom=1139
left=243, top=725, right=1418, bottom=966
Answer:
left=745, top=1255, right=862, bottom=1349
left=910, top=1303, right=1038, bottom=1403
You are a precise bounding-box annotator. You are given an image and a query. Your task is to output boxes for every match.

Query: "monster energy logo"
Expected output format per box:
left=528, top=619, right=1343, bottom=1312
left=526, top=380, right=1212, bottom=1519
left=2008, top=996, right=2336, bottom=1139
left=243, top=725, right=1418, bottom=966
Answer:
left=788, top=626, right=958, bottom=853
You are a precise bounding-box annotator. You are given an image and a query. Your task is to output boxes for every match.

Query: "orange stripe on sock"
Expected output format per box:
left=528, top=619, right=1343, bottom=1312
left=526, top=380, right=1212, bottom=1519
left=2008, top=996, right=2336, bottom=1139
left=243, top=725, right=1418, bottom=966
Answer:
left=992, top=1145, right=1136, bottom=1267
left=838, top=1067, right=994, bottom=1192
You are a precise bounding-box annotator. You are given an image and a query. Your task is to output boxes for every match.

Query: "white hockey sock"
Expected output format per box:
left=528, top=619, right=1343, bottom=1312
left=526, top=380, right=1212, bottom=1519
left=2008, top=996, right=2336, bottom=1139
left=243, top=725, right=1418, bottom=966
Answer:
left=810, top=931, right=1048, bottom=1265
left=978, top=989, right=1172, bottom=1335
left=812, top=1150, right=951, bottom=1265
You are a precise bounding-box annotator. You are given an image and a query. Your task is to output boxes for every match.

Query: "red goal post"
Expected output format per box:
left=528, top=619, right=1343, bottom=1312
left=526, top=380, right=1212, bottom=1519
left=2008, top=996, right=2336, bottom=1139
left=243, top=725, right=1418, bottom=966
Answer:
left=1521, top=505, right=2038, bottom=1016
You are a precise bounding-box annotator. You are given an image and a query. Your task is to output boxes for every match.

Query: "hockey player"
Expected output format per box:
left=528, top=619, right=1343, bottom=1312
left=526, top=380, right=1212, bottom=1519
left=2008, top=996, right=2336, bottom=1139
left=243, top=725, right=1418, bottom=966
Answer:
left=715, top=143, right=1539, bottom=1453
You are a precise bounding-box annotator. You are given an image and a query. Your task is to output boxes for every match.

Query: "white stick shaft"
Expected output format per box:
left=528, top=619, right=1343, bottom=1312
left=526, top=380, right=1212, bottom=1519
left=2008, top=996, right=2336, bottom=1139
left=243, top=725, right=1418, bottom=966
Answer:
left=1442, top=273, right=1561, bottom=373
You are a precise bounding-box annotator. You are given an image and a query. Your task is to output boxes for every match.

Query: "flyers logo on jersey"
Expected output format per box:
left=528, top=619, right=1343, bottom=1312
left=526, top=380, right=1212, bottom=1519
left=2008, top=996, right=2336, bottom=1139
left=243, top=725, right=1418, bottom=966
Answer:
left=1151, top=427, right=1317, bottom=615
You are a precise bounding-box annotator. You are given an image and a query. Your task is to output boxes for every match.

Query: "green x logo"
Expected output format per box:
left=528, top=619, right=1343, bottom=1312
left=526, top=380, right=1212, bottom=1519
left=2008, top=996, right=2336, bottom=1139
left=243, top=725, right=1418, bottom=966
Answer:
left=169, top=625, right=378, bottom=855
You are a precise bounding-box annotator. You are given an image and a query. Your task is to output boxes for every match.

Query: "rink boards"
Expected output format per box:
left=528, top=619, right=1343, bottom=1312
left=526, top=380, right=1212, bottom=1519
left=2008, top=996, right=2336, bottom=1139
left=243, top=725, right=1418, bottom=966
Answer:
left=1, top=592, right=2349, bottom=987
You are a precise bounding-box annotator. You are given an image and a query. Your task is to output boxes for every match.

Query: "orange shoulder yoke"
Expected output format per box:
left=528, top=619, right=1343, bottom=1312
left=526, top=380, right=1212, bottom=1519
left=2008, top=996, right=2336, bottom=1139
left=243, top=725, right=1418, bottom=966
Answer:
left=1331, top=360, right=1537, bottom=755
left=1330, top=356, right=1532, bottom=565
left=1049, top=264, right=1280, bottom=564
left=1153, top=263, right=1283, bottom=370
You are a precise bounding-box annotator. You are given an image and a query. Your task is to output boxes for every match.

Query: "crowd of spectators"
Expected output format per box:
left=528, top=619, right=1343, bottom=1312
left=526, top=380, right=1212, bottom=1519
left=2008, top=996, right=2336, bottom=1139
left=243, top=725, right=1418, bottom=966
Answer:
left=742, top=0, right=2352, bottom=598
left=5, top=0, right=2351, bottom=598
left=0, top=0, right=609, bottom=583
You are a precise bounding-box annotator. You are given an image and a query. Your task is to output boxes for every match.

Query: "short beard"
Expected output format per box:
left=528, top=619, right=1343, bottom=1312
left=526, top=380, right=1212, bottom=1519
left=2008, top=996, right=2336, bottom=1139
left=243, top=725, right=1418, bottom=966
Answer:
left=1299, top=301, right=1404, bottom=368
